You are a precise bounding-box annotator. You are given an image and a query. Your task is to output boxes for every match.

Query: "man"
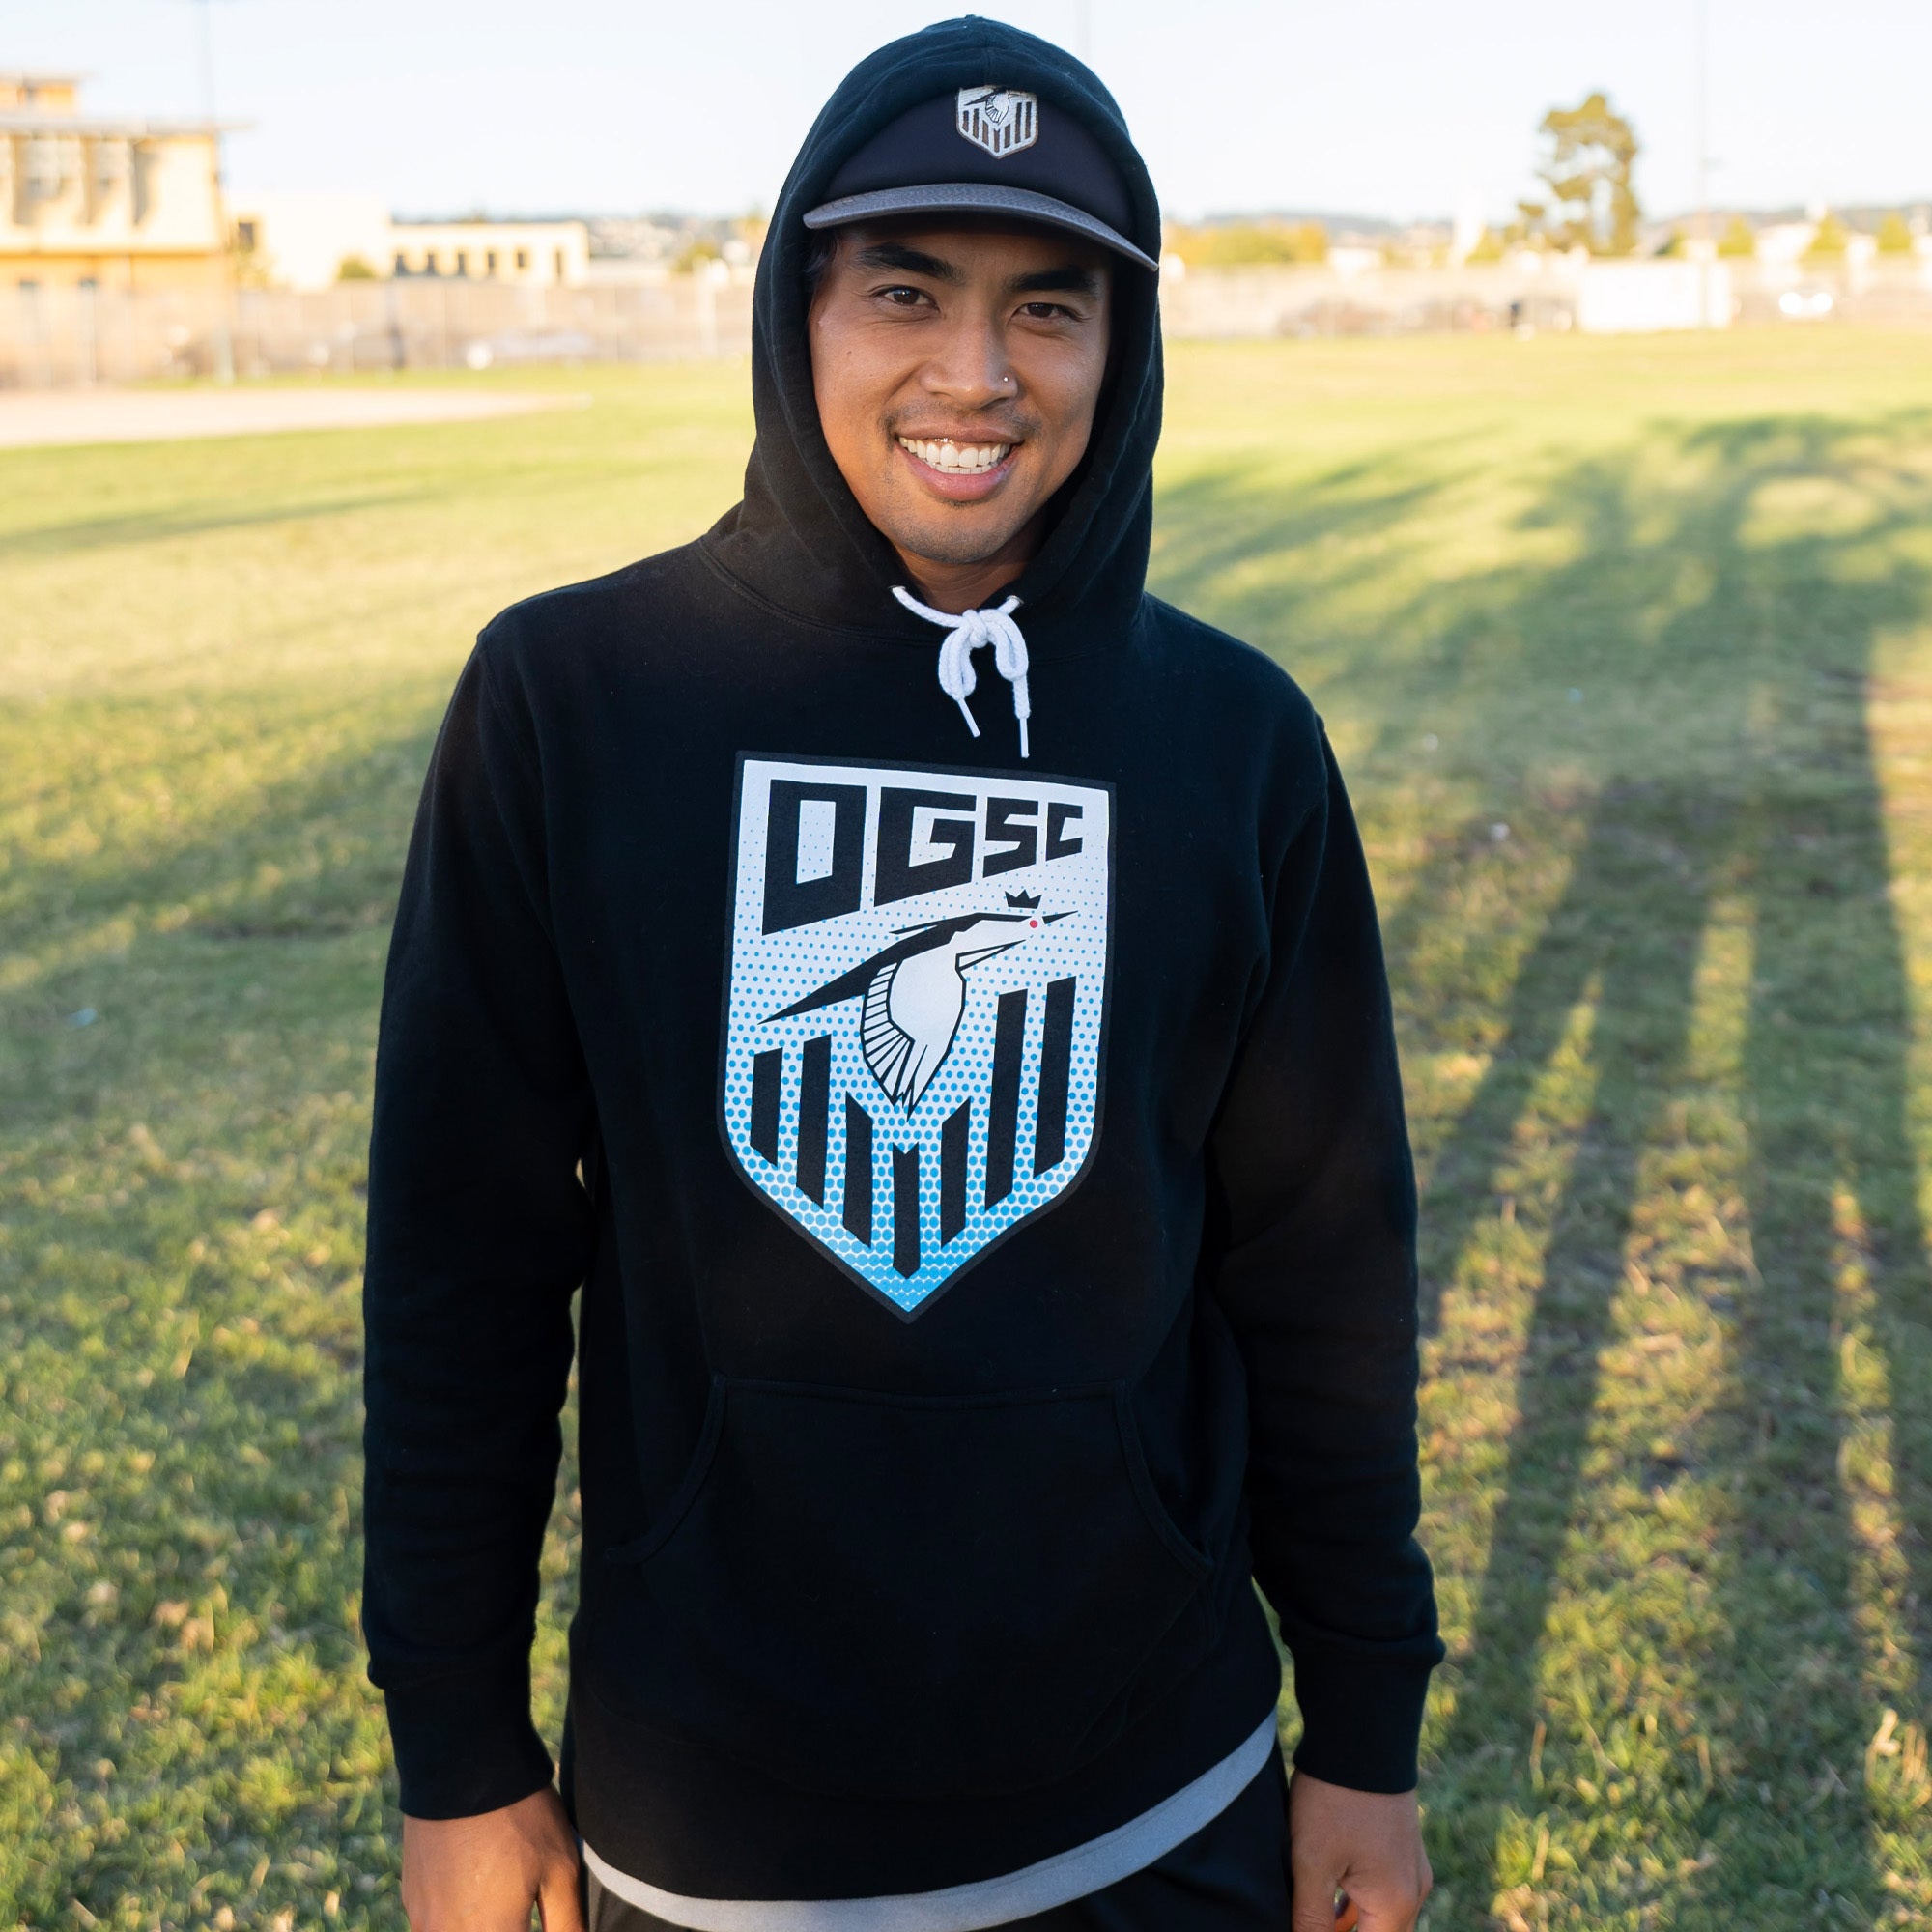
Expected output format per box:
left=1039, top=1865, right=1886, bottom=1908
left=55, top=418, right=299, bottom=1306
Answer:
left=364, top=19, right=1441, bottom=1932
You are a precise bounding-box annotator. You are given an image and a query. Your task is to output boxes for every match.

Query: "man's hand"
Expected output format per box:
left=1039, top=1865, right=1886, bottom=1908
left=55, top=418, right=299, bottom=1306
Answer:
left=401, top=1786, right=584, bottom=1932
left=1288, top=1770, right=1431, bottom=1932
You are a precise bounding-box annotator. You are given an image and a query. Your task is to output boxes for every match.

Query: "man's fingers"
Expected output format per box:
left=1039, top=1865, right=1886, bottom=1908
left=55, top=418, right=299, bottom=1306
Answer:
left=1291, top=1861, right=1346, bottom=1932
left=535, top=1855, right=587, bottom=1932
left=1350, top=1869, right=1432, bottom=1932
left=1353, top=1902, right=1423, bottom=1932
left=1304, top=1868, right=1430, bottom=1932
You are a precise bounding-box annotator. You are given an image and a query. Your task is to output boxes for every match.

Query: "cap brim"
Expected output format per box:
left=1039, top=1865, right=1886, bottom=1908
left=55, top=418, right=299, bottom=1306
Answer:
left=802, top=182, right=1159, bottom=272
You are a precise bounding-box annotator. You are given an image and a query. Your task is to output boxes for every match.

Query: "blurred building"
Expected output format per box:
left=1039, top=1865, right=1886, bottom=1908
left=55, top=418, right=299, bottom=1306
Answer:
left=232, top=193, right=589, bottom=291
left=388, top=216, right=588, bottom=287
left=1, top=71, right=235, bottom=292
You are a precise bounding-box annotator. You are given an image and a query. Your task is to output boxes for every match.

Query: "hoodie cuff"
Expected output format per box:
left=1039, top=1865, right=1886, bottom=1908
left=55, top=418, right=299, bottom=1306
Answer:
left=383, top=1662, right=555, bottom=1820
left=1288, top=1649, right=1435, bottom=1795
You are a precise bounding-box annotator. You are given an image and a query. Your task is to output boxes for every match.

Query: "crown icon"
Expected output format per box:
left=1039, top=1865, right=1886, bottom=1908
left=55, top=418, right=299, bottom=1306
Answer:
left=1005, top=890, right=1041, bottom=910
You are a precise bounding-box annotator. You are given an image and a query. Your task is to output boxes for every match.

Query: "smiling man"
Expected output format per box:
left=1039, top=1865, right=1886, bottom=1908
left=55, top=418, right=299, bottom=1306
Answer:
left=808, top=219, right=1112, bottom=622
left=363, top=19, right=1441, bottom=1932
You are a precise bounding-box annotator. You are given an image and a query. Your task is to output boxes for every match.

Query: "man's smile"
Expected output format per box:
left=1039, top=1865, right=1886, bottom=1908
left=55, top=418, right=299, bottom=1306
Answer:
left=891, top=432, right=1023, bottom=501
left=894, top=434, right=1016, bottom=475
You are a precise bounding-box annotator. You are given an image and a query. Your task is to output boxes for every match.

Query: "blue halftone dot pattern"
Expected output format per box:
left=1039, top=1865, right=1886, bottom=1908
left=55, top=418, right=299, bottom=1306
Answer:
left=722, top=758, right=1111, bottom=1313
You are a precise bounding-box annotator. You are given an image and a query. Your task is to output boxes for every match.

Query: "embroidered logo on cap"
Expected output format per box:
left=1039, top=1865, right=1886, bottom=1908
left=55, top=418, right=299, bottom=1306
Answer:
left=956, top=86, right=1038, bottom=158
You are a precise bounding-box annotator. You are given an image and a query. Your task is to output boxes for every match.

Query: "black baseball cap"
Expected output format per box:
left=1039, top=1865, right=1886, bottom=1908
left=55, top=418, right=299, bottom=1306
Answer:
left=803, top=85, right=1159, bottom=272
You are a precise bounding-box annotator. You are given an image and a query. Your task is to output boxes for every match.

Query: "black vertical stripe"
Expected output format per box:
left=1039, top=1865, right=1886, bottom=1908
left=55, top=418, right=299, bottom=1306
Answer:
left=1033, top=976, right=1076, bottom=1174
left=892, top=1145, right=921, bottom=1278
left=796, top=1034, right=830, bottom=1203
left=940, top=1099, right=970, bottom=1244
left=842, top=1097, right=873, bottom=1246
left=985, top=987, right=1027, bottom=1207
left=750, top=1047, right=782, bottom=1164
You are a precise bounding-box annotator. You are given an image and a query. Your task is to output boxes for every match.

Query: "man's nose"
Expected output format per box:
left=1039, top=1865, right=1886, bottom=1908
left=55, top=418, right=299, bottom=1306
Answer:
left=919, top=315, right=1016, bottom=407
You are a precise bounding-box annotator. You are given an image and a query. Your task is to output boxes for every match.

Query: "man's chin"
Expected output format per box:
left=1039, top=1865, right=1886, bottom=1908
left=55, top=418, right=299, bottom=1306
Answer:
left=877, top=505, right=1037, bottom=575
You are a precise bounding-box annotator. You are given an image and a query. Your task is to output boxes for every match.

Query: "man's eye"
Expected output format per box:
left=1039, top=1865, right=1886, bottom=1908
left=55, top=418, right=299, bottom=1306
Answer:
left=1019, top=301, right=1074, bottom=320
left=877, top=285, right=928, bottom=307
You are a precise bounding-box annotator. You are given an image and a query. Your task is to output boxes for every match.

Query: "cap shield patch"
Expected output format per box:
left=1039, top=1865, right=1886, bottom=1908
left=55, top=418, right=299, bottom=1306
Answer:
left=722, top=755, right=1111, bottom=1317
left=955, top=85, right=1039, bottom=158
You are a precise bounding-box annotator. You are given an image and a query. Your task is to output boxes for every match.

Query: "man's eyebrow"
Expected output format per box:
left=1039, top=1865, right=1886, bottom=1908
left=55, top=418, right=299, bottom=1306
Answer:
left=851, top=241, right=962, bottom=283
left=1009, top=265, right=1102, bottom=297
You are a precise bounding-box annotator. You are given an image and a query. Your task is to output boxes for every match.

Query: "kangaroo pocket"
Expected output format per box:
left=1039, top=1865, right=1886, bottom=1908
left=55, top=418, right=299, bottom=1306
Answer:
left=587, top=1376, right=1216, bottom=1798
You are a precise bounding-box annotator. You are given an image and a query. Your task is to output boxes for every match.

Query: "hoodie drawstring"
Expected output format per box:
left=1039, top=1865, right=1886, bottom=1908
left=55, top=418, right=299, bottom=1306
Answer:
left=892, top=586, right=1032, bottom=760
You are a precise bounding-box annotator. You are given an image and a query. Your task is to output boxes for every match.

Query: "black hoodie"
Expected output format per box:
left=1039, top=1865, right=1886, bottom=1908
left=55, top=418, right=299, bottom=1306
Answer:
left=361, top=14, right=1441, bottom=1907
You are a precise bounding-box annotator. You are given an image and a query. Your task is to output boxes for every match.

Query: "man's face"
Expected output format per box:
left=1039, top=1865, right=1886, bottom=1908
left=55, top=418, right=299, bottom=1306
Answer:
left=807, top=220, right=1112, bottom=580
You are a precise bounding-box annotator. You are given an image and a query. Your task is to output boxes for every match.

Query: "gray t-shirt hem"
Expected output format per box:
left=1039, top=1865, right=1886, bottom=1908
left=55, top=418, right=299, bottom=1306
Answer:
left=581, top=1712, right=1280, bottom=1932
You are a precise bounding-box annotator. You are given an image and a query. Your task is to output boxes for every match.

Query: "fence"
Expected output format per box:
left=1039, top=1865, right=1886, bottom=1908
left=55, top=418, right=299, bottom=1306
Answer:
left=0, top=276, right=756, bottom=388
left=3, top=257, right=1928, bottom=388
left=1160, top=258, right=1932, bottom=340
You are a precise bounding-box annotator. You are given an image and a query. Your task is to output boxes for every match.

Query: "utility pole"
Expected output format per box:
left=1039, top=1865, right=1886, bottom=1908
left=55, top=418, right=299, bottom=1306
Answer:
left=196, top=0, right=236, bottom=382
left=1693, top=0, right=1712, bottom=327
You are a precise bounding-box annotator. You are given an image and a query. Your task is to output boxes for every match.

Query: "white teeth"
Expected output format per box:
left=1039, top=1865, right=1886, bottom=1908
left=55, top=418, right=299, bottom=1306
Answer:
left=896, top=437, right=1013, bottom=475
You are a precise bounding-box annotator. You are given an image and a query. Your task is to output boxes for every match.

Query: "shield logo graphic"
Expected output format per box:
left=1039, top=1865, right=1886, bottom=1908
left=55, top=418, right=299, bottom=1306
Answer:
left=955, top=85, right=1039, bottom=159
left=722, top=755, right=1112, bottom=1318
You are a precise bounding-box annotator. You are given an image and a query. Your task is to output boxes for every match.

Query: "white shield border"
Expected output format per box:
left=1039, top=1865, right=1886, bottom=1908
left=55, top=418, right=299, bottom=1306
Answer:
left=714, top=751, right=1117, bottom=1322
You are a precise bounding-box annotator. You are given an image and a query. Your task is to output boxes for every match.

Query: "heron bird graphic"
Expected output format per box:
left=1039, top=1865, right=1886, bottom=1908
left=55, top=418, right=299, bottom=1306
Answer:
left=766, top=896, right=1069, bottom=1110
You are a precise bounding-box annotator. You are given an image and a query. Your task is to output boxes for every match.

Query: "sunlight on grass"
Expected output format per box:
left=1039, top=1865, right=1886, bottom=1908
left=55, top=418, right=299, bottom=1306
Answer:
left=4, top=335, right=1932, bottom=1928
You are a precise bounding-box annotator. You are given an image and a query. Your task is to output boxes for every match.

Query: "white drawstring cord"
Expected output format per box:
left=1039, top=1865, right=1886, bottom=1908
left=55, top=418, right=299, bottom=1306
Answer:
left=891, top=586, right=1033, bottom=759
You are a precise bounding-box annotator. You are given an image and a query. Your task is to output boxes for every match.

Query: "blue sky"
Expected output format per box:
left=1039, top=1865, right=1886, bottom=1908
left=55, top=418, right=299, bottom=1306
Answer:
left=13, top=0, right=1929, bottom=224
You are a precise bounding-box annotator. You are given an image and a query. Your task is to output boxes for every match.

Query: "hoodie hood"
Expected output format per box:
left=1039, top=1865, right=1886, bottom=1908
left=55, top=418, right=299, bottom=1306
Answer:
left=701, top=16, right=1165, bottom=647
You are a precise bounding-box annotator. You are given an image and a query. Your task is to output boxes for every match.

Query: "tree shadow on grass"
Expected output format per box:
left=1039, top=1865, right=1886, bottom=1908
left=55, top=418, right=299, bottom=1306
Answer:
left=1713, top=413, right=1932, bottom=1913
left=0, top=710, right=480, bottom=1923
left=1151, top=451, right=1463, bottom=642
left=0, top=486, right=432, bottom=564
left=1157, top=406, right=1932, bottom=1925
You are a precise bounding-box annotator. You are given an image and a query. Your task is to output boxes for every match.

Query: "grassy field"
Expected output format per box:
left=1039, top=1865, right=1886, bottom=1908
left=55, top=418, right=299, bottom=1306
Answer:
left=3, top=330, right=1931, bottom=1930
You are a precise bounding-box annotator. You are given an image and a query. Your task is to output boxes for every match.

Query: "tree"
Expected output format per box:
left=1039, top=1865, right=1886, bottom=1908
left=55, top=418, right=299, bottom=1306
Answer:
left=1877, top=212, right=1916, bottom=256
left=1717, top=215, right=1757, bottom=259
left=1804, top=212, right=1849, bottom=264
left=1164, top=220, right=1328, bottom=269
left=336, top=255, right=378, bottom=281
left=1522, top=92, right=1642, bottom=256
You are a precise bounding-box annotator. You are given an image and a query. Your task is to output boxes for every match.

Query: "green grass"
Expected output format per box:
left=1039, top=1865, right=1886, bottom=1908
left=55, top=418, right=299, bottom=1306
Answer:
left=3, top=332, right=1931, bottom=1929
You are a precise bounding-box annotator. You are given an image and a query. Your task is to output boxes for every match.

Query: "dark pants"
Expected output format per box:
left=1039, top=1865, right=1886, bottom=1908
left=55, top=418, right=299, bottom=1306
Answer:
left=584, top=1747, right=1292, bottom=1930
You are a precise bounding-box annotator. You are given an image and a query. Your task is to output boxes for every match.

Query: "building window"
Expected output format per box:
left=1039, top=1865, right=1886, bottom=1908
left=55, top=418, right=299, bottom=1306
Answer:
left=394, top=250, right=409, bottom=275
left=91, top=138, right=128, bottom=202
left=554, top=248, right=566, bottom=280
left=516, top=249, right=529, bottom=270
left=24, top=137, right=66, bottom=200
left=235, top=219, right=258, bottom=251
left=455, top=249, right=469, bottom=275
left=130, top=141, right=156, bottom=224
left=485, top=250, right=497, bottom=274
left=426, top=251, right=440, bottom=275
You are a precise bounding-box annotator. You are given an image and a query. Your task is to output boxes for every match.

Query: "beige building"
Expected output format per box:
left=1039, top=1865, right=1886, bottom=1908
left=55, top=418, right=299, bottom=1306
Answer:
left=231, top=194, right=591, bottom=291
left=1, top=71, right=235, bottom=292
left=387, top=218, right=589, bottom=288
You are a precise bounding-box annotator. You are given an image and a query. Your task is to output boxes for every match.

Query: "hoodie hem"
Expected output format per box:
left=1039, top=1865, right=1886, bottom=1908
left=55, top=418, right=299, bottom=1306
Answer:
left=566, top=1591, right=1284, bottom=1903
left=580, top=1713, right=1277, bottom=1931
